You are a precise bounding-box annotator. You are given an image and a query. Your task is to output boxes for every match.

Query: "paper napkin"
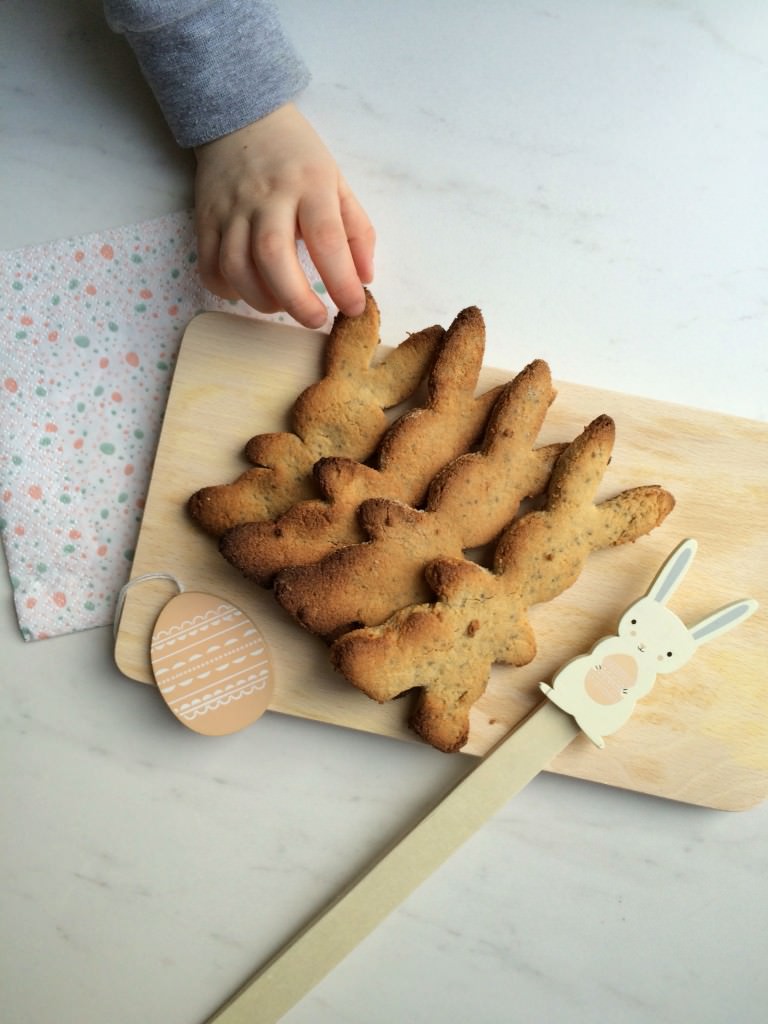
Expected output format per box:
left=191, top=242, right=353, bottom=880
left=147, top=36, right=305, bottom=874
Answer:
left=0, top=210, right=332, bottom=640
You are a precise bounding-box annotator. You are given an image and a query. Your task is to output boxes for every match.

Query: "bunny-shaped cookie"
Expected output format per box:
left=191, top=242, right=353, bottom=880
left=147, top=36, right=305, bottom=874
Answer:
left=540, top=539, right=758, bottom=748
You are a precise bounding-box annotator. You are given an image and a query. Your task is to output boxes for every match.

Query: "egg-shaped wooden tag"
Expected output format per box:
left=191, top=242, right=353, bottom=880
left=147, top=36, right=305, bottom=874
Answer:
left=150, top=592, right=274, bottom=736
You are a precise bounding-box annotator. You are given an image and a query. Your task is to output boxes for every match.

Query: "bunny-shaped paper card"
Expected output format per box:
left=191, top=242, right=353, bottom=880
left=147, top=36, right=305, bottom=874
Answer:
left=540, top=539, right=758, bottom=748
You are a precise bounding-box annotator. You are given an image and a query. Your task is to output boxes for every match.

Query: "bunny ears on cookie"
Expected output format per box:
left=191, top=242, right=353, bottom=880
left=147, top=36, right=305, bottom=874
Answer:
left=188, top=291, right=444, bottom=536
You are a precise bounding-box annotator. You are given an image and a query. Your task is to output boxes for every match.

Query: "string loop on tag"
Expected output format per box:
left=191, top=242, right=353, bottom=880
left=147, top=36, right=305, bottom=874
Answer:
left=113, top=572, right=185, bottom=638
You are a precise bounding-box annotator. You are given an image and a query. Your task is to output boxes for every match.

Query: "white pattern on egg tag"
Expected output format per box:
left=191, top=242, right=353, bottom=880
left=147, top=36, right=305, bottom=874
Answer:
left=148, top=590, right=274, bottom=736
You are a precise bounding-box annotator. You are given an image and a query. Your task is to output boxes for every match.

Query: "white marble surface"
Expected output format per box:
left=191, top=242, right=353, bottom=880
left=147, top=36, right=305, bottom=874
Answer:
left=1, top=2, right=767, bottom=1022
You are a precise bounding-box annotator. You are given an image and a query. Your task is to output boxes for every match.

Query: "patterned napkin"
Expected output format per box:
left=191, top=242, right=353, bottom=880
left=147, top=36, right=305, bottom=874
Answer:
left=0, top=210, right=331, bottom=641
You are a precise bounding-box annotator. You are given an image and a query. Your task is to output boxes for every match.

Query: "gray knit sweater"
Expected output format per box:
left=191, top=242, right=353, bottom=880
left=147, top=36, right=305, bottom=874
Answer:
left=104, top=0, right=310, bottom=148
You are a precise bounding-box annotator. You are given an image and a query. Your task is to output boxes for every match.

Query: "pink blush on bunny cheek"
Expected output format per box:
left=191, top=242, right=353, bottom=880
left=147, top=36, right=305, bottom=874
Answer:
left=585, top=654, right=638, bottom=705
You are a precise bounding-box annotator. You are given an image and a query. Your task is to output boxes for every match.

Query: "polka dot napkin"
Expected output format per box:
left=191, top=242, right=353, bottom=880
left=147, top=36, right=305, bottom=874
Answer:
left=0, top=210, right=332, bottom=641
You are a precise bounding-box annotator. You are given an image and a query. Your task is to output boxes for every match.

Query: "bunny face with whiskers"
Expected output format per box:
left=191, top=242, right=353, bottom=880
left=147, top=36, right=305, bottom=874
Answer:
left=616, top=599, right=695, bottom=676
left=540, top=539, right=758, bottom=748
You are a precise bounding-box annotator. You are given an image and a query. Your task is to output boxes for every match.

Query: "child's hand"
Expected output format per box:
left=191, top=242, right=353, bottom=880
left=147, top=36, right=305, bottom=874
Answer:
left=194, top=103, right=375, bottom=329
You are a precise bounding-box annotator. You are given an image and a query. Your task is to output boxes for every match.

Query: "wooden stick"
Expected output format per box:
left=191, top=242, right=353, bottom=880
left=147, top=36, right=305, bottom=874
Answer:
left=206, top=701, right=580, bottom=1023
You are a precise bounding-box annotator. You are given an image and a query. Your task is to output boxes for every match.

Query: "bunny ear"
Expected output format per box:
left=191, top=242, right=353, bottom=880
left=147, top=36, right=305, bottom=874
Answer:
left=647, top=538, right=698, bottom=605
left=690, top=598, right=759, bottom=647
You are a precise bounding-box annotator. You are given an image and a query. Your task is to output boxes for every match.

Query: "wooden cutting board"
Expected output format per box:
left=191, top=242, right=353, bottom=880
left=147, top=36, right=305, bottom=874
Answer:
left=114, top=312, right=768, bottom=810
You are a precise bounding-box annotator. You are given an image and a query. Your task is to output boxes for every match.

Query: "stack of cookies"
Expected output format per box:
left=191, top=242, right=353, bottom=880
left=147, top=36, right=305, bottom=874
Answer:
left=188, top=292, right=674, bottom=753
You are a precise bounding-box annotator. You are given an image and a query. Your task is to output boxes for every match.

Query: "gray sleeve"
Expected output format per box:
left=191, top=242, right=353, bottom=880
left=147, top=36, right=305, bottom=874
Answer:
left=103, top=0, right=311, bottom=148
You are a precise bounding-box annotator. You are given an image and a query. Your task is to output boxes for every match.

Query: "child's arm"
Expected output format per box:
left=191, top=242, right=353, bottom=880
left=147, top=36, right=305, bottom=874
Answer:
left=105, top=0, right=374, bottom=327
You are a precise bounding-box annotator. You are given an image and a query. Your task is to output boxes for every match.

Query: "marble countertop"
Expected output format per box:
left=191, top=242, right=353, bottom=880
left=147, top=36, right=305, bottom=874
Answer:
left=2, top=3, right=766, bottom=1022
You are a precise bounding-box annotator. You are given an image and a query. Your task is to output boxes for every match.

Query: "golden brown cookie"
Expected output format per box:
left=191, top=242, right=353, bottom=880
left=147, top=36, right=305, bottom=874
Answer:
left=188, top=290, right=443, bottom=536
left=219, top=306, right=502, bottom=585
left=331, top=415, right=675, bottom=753
left=274, top=358, right=565, bottom=637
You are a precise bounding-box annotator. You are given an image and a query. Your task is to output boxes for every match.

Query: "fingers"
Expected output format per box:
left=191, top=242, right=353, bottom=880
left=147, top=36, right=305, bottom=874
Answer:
left=195, top=222, right=239, bottom=301
left=297, top=192, right=367, bottom=320
left=198, top=214, right=282, bottom=315
left=252, top=202, right=332, bottom=328
left=219, top=215, right=284, bottom=315
left=196, top=182, right=375, bottom=328
left=201, top=210, right=329, bottom=328
left=199, top=201, right=375, bottom=330
left=339, top=181, right=376, bottom=286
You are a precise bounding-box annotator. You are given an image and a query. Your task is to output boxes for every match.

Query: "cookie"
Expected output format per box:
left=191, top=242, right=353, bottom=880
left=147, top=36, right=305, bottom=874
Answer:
left=220, top=306, right=502, bottom=585
left=331, top=415, right=675, bottom=753
left=188, top=290, right=443, bottom=535
left=274, top=358, right=565, bottom=637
